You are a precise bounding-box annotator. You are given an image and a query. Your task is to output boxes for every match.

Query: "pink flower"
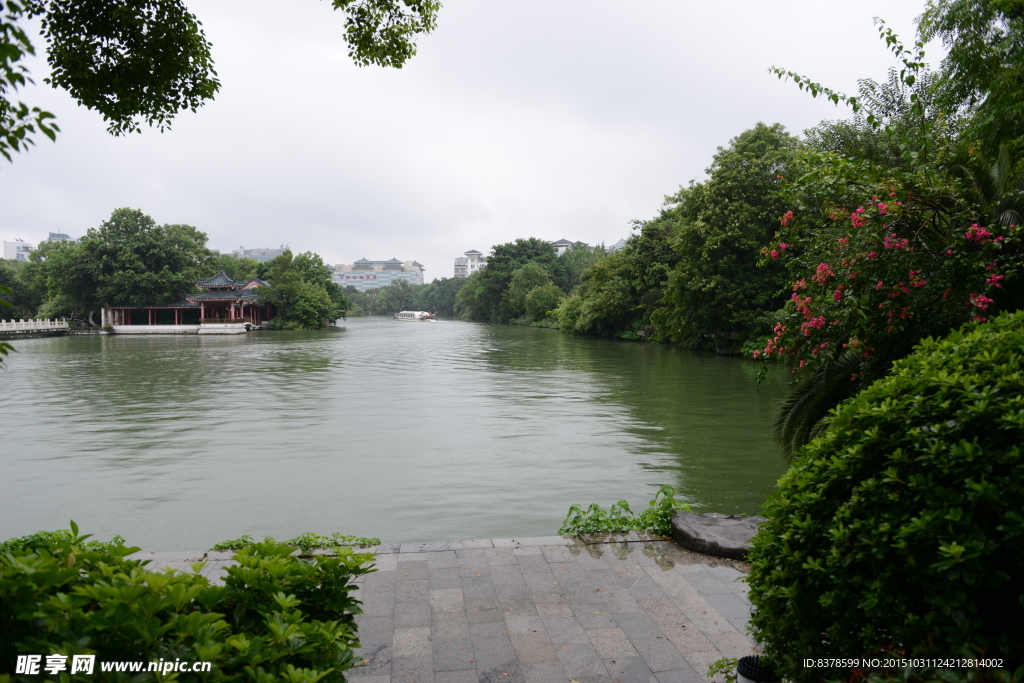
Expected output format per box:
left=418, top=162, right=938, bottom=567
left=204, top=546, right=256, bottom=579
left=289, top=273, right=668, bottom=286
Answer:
left=780, top=211, right=794, bottom=227
left=752, top=350, right=760, bottom=359
left=867, top=252, right=877, bottom=260
left=969, top=293, right=994, bottom=311
left=875, top=281, right=884, bottom=290
left=833, top=286, right=845, bottom=302
left=771, top=249, right=779, bottom=260
left=855, top=206, right=865, bottom=214
left=779, top=242, right=788, bottom=251
left=973, top=316, right=988, bottom=322
left=985, top=274, right=1004, bottom=288
left=877, top=203, right=887, bottom=214
left=811, top=262, right=835, bottom=285
left=966, top=224, right=993, bottom=243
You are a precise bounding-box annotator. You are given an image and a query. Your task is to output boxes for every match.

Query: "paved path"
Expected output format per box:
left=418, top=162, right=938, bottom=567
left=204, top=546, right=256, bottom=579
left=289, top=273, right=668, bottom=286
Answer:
left=129, top=533, right=755, bottom=683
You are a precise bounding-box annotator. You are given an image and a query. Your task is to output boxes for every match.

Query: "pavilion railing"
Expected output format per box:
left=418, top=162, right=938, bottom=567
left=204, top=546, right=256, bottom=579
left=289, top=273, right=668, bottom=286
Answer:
left=200, top=317, right=253, bottom=324
left=0, top=318, right=69, bottom=332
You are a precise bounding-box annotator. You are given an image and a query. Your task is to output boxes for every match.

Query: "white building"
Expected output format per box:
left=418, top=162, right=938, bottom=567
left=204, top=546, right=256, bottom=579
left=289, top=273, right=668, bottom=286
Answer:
left=552, top=238, right=596, bottom=255
left=334, top=258, right=426, bottom=291
left=232, top=244, right=290, bottom=262
left=454, top=250, right=487, bottom=278
left=3, top=239, right=35, bottom=261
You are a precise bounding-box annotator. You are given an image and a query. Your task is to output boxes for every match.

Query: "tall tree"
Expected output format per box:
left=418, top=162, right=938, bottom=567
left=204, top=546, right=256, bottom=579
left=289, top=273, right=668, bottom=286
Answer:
left=653, top=122, right=800, bottom=347
left=41, top=207, right=211, bottom=315
left=473, top=238, right=557, bottom=322
left=257, top=250, right=347, bottom=329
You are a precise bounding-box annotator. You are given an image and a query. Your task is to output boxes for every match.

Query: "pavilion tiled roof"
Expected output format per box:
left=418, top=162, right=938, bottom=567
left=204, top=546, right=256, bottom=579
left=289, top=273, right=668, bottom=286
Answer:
left=195, top=271, right=244, bottom=289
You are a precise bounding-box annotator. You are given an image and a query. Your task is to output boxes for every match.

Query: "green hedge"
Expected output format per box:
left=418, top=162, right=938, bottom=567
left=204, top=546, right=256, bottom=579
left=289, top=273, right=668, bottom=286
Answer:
left=1, top=524, right=374, bottom=682
left=748, top=311, right=1024, bottom=682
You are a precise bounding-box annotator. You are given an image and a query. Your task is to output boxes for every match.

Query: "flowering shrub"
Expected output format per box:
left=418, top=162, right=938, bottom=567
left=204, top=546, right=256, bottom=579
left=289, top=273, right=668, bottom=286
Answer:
left=748, top=312, right=1024, bottom=681
left=757, top=184, right=1021, bottom=386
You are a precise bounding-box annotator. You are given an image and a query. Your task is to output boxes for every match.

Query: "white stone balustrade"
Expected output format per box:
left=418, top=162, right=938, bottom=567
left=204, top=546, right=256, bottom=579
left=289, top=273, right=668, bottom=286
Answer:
left=0, top=318, right=70, bottom=332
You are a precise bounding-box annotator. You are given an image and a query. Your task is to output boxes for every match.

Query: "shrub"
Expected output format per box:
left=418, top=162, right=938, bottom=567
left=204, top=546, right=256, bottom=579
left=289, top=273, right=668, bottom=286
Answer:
left=211, top=532, right=381, bottom=554
left=559, top=485, right=692, bottom=536
left=747, top=311, right=1024, bottom=681
left=0, top=523, right=374, bottom=682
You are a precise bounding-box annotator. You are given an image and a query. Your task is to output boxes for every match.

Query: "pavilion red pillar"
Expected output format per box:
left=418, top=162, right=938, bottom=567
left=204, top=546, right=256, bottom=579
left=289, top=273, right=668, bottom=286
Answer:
left=201, top=303, right=205, bottom=321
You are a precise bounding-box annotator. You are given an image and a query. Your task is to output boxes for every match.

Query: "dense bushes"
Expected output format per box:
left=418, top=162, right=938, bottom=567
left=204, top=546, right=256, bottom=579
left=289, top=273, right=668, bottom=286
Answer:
left=747, top=312, right=1024, bottom=681
left=0, top=525, right=374, bottom=682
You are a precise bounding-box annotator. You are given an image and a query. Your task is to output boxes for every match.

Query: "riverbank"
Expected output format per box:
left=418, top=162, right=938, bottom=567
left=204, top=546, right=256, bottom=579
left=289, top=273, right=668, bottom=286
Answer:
left=129, top=532, right=754, bottom=683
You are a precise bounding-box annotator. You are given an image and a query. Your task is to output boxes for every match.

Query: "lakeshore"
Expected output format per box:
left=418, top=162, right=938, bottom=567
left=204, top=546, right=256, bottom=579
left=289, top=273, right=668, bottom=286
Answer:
left=129, top=533, right=754, bottom=683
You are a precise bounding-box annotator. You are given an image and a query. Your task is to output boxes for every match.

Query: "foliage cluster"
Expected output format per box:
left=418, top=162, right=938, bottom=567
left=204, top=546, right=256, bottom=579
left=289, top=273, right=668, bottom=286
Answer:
left=255, top=250, right=349, bottom=330
left=0, top=523, right=375, bottom=682
left=210, top=533, right=381, bottom=554
left=747, top=312, right=1024, bottom=681
left=558, top=485, right=692, bottom=537
left=353, top=276, right=467, bottom=318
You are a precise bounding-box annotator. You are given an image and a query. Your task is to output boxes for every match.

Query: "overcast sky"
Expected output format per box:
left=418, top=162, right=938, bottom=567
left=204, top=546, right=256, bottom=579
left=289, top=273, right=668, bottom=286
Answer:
left=2, top=0, right=936, bottom=281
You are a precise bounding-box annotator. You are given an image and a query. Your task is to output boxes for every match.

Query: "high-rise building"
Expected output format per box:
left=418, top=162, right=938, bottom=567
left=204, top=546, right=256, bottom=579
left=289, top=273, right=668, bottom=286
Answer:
left=333, top=258, right=426, bottom=291
left=454, top=250, right=486, bottom=278
left=3, top=239, right=35, bottom=261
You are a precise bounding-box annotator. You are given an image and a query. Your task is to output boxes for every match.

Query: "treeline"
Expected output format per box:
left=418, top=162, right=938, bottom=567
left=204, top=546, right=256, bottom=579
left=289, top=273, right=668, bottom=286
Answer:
left=0, top=208, right=348, bottom=330
left=343, top=277, right=467, bottom=318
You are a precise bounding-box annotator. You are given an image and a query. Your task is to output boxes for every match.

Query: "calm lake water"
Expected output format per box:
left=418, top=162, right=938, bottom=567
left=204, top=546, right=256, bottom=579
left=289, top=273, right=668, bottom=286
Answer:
left=1, top=318, right=790, bottom=549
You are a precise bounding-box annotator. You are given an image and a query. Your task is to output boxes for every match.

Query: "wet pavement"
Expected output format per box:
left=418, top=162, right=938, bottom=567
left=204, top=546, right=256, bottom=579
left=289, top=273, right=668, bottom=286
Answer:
left=128, top=532, right=756, bottom=683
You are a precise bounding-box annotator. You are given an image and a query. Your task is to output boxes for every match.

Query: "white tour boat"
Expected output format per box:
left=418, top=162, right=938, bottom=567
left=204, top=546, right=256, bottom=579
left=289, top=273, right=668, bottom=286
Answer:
left=394, top=311, right=437, bottom=322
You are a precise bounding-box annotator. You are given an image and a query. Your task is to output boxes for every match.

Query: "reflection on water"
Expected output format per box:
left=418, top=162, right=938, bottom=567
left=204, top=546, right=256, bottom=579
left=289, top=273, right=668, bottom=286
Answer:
left=0, top=318, right=788, bottom=549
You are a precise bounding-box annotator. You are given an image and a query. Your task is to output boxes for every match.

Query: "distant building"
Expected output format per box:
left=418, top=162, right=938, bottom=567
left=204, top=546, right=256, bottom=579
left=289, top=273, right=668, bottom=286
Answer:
left=608, top=238, right=627, bottom=253
left=3, top=239, right=35, bottom=261
left=454, top=249, right=487, bottom=278
left=333, top=258, right=426, bottom=291
left=41, top=232, right=75, bottom=243
left=232, top=244, right=290, bottom=262
left=551, top=238, right=594, bottom=256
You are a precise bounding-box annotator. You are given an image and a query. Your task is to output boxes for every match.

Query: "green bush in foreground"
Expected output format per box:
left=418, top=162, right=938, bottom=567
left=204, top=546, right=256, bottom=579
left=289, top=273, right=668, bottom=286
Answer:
left=559, top=485, right=692, bottom=536
left=0, top=523, right=375, bottom=682
left=748, top=311, right=1024, bottom=682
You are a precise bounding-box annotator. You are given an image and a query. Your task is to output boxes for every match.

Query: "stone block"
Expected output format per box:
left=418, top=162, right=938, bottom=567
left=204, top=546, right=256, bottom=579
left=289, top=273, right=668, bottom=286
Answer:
left=670, top=512, right=763, bottom=561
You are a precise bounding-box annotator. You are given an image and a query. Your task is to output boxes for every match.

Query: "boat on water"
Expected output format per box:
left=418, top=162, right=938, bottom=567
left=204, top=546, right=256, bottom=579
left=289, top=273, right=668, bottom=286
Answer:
left=394, top=310, right=437, bottom=322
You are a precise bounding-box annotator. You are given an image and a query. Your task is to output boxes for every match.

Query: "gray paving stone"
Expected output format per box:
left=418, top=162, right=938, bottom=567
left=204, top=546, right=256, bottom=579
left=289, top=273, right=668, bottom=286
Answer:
left=604, top=656, right=658, bottom=683
left=394, top=601, right=432, bottom=628
left=348, top=675, right=391, bottom=683
left=426, top=551, right=460, bottom=569
left=392, top=655, right=434, bottom=683
left=457, top=555, right=491, bottom=577
left=628, top=575, right=670, bottom=601
left=354, top=642, right=393, bottom=676
left=397, top=561, right=430, bottom=581
left=490, top=564, right=527, bottom=586
left=510, top=632, right=559, bottom=664
left=524, top=572, right=560, bottom=595
left=462, top=574, right=498, bottom=600
left=587, top=627, right=639, bottom=659
left=485, top=547, right=519, bottom=565
left=504, top=613, right=545, bottom=635
left=540, top=545, right=576, bottom=564
left=532, top=593, right=574, bottom=618
left=401, top=540, right=493, bottom=553
left=465, top=597, right=506, bottom=624
left=707, top=631, right=755, bottom=658
left=434, top=671, right=478, bottom=683
left=554, top=642, right=606, bottom=678
left=680, top=651, right=721, bottom=683
left=612, top=613, right=690, bottom=673
left=603, top=590, right=644, bottom=615
left=431, top=611, right=471, bottom=640
left=429, top=567, right=463, bottom=590
left=512, top=546, right=544, bottom=555
left=543, top=616, right=591, bottom=646
left=432, top=637, right=476, bottom=672
left=521, top=661, right=566, bottom=683
left=702, top=593, right=752, bottom=635
left=374, top=554, right=400, bottom=572
left=430, top=588, right=465, bottom=613
left=397, top=580, right=430, bottom=603
left=517, top=554, right=554, bottom=574
left=495, top=584, right=541, bottom=616
left=653, top=662, right=705, bottom=683
left=572, top=604, right=619, bottom=631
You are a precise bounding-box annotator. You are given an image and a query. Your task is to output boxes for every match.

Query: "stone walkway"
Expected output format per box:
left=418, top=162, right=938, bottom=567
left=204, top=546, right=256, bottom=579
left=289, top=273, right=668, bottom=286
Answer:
left=129, top=532, right=756, bottom=683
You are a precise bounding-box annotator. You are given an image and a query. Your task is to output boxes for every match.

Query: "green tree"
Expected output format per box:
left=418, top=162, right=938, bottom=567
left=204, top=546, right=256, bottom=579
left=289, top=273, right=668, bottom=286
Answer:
left=454, top=270, right=487, bottom=320
left=524, top=282, right=564, bottom=322
left=474, top=238, right=557, bottom=322
left=552, top=243, right=604, bottom=292
left=369, top=279, right=417, bottom=315
left=556, top=252, right=635, bottom=336
left=257, top=250, right=346, bottom=329
left=919, top=0, right=1024, bottom=160
left=2, top=0, right=439, bottom=161
left=414, top=276, right=466, bottom=317
left=0, top=257, right=43, bottom=318
left=205, top=253, right=259, bottom=282
left=653, top=122, right=800, bottom=348
left=40, top=208, right=211, bottom=316
left=504, top=262, right=554, bottom=320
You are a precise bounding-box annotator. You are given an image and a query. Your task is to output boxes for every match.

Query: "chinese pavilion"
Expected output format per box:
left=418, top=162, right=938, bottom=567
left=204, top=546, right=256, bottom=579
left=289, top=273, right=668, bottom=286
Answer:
left=105, top=271, right=277, bottom=328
